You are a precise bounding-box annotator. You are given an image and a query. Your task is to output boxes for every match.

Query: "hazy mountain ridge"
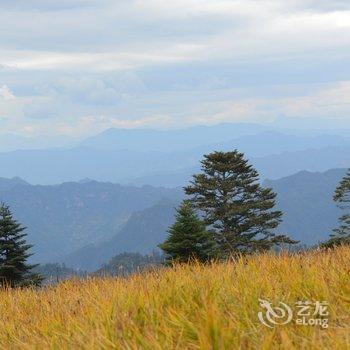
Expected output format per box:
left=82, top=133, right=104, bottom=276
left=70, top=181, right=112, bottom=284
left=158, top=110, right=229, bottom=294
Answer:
left=0, top=123, right=349, bottom=270
left=83, top=127, right=350, bottom=155
left=0, top=168, right=346, bottom=270
left=3, top=123, right=350, bottom=153
left=80, top=124, right=350, bottom=151
left=1, top=130, right=350, bottom=185
left=63, top=199, right=179, bottom=271
left=255, top=145, right=350, bottom=179
left=265, top=168, right=346, bottom=244
left=127, top=144, right=350, bottom=187
left=79, top=123, right=270, bottom=151
left=0, top=180, right=182, bottom=263
left=54, top=169, right=350, bottom=270
left=0, top=176, right=29, bottom=192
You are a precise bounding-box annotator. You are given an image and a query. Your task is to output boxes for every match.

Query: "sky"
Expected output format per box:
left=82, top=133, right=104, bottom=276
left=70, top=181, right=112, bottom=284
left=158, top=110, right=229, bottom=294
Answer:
left=1, top=0, right=350, bottom=137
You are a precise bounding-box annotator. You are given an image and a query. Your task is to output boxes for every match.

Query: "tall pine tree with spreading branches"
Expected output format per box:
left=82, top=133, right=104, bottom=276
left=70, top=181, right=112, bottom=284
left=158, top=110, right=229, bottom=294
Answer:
left=185, top=151, right=297, bottom=256
left=0, top=203, right=41, bottom=287
left=323, top=170, right=350, bottom=247
left=159, top=201, right=217, bottom=263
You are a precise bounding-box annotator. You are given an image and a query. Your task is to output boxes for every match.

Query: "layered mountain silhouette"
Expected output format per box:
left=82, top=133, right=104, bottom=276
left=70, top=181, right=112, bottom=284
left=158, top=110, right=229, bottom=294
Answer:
left=0, top=168, right=346, bottom=270
left=1, top=123, right=349, bottom=270
left=0, top=129, right=350, bottom=185
left=65, top=169, right=346, bottom=270
left=79, top=123, right=269, bottom=151
left=0, top=180, right=181, bottom=263
left=63, top=199, right=178, bottom=271
left=0, top=176, right=29, bottom=192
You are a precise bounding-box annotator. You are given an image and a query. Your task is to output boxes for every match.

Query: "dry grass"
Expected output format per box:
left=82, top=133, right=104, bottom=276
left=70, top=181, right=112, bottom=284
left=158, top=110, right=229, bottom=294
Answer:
left=0, top=247, right=350, bottom=349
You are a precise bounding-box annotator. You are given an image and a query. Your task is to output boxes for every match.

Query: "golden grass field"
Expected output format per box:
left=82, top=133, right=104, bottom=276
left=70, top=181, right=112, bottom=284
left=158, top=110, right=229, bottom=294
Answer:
left=0, top=246, right=349, bottom=349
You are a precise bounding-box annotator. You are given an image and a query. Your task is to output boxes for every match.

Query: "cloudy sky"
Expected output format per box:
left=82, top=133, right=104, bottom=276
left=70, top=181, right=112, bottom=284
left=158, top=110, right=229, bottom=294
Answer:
left=1, top=0, right=350, bottom=137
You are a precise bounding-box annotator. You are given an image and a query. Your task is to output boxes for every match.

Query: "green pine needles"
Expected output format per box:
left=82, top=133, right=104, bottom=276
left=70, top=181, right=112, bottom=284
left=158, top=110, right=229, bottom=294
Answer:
left=159, top=201, right=216, bottom=263
left=323, top=170, right=350, bottom=247
left=160, top=151, right=297, bottom=263
left=0, top=203, right=42, bottom=287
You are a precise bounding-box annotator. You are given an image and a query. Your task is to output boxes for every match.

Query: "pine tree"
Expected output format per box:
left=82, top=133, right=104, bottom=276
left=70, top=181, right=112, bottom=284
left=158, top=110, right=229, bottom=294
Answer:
left=159, top=201, right=217, bottom=263
left=0, top=203, right=41, bottom=287
left=323, top=170, right=350, bottom=247
left=185, top=151, right=297, bottom=256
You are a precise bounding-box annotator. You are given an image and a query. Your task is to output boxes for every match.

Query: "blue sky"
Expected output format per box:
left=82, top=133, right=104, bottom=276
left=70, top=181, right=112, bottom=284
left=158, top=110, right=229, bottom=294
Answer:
left=1, top=0, right=350, bottom=137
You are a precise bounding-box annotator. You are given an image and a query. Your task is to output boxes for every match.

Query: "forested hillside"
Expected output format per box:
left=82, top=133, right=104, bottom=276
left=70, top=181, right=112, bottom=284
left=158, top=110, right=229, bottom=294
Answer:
left=0, top=168, right=344, bottom=270
left=63, top=199, right=178, bottom=271
left=265, top=168, right=346, bottom=244
left=0, top=181, right=181, bottom=263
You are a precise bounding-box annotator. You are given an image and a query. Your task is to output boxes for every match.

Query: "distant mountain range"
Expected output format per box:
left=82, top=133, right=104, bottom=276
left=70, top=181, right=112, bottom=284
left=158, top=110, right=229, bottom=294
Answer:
left=0, top=176, right=28, bottom=192
left=82, top=127, right=350, bottom=155
left=63, top=199, right=178, bottom=271
left=0, top=179, right=181, bottom=263
left=1, top=127, right=350, bottom=185
left=1, top=123, right=349, bottom=270
left=4, top=122, right=350, bottom=153
left=79, top=123, right=270, bottom=151
left=65, top=168, right=346, bottom=270
left=265, top=168, right=345, bottom=245
left=127, top=146, right=350, bottom=187
left=0, top=168, right=346, bottom=270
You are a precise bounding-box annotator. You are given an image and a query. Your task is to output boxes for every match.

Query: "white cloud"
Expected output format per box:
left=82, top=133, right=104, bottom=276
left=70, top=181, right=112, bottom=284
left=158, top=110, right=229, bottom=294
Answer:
left=185, top=81, right=350, bottom=126
left=1, top=1, right=350, bottom=136
left=0, top=85, right=15, bottom=100
left=2, top=81, right=350, bottom=136
left=280, top=81, right=350, bottom=118
left=0, top=43, right=205, bottom=71
left=1, top=1, right=350, bottom=71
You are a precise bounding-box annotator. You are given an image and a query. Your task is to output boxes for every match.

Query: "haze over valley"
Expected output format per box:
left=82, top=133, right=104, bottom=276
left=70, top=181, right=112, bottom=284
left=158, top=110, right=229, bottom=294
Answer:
left=0, top=123, right=348, bottom=270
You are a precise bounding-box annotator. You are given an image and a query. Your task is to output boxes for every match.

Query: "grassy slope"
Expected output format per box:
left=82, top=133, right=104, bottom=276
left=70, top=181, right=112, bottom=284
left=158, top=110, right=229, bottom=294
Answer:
left=1, top=247, right=350, bottom=349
